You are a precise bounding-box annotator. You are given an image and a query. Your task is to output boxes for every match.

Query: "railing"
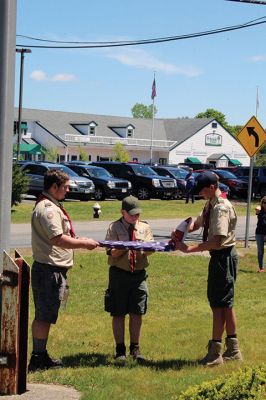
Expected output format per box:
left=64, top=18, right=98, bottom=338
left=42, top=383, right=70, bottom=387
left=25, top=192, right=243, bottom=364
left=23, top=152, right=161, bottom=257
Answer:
left=63, top=134, right=176, bottom=149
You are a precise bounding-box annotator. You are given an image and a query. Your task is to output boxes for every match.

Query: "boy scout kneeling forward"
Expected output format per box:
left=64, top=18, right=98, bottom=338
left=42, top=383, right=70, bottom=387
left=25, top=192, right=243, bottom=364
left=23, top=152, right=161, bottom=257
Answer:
left=173, top=171, right=242, bottom=367
left=105, top=195, right=154, bottom=361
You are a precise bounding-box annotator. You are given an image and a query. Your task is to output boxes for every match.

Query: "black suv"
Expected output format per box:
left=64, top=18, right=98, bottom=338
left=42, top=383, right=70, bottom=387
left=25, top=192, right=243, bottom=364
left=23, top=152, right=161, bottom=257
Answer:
left=63, top=162, right=132, bottom=200
left=20, top=162, right=95, bottom=201
left=150, top=165, right=187, bottom=198
left=232, top=166, right=266, bottom=197
left=91, top=162, right=177, bottom=200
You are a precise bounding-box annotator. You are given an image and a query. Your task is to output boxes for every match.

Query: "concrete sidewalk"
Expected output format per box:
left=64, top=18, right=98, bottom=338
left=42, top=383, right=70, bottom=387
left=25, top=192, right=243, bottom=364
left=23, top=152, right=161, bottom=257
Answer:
left=4, top=384, right=80, bottom=399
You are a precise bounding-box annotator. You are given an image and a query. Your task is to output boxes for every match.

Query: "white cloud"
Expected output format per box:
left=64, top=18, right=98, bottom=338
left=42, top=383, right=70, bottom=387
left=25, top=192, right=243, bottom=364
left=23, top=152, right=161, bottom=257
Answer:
left=30, top=70, right=47, bottom=81
left=30, top=70, right=77, bottom=82
left=51, top=73, right=77, bottom=82
left=107, top=48, right=202, bottom=77
left=249, top=55, right=266, bottom=62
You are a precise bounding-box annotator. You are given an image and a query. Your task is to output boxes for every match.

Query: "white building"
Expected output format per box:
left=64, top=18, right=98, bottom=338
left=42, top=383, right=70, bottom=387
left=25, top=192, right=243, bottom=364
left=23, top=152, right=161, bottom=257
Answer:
left=14, top=108, right=250, bottom=167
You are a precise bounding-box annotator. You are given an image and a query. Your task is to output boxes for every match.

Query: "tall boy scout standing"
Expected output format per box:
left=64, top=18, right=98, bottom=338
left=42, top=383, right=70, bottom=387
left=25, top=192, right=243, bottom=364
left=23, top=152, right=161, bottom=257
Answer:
left=105, top=195, right=154, bottom=361
left=173, top=171, right=242, bottom=366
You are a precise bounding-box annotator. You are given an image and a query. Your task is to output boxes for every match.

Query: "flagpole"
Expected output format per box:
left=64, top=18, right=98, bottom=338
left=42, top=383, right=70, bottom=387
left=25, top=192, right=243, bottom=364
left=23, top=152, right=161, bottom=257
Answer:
left=150, top=73, right=156, bottom=165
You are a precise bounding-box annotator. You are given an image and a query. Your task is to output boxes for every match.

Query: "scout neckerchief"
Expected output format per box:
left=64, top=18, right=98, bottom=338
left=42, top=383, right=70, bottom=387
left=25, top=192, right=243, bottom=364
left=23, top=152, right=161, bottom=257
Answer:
left=35, top=193, right=76, bottom=238
left=202, top=202, right=211, bottom=242
left=128, top=223, right=137, bottom=272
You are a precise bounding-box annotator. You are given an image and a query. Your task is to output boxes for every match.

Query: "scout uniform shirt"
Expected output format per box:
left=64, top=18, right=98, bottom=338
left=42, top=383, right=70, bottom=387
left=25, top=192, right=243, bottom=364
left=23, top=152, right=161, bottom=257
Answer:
left=31, top=192, right=74, bottom=268
left=195, top=190, right=237, bottom=249
left=105, top=217, right=154, bottom=271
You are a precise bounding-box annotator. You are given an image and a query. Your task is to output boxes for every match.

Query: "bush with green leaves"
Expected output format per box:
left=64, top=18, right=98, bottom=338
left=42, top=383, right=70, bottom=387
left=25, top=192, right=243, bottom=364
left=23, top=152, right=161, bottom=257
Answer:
left=179, top=365, right=266, bottom=400
left=12, top=163, right=29, bottom=206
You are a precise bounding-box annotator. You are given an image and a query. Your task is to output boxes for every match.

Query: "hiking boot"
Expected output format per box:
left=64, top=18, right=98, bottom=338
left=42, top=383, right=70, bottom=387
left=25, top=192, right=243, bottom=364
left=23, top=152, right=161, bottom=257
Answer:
left=130, top=346, right=145, bottom=362
left=199, top=340, right=223, bottom=367
left=222, top=337, right=243, bottom=361
left=28, top=350, right=63, bottom=372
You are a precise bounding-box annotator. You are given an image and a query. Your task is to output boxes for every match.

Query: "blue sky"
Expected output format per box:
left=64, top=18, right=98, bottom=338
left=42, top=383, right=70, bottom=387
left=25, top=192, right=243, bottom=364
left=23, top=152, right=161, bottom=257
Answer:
left=16, top=0, right=266, bottom=126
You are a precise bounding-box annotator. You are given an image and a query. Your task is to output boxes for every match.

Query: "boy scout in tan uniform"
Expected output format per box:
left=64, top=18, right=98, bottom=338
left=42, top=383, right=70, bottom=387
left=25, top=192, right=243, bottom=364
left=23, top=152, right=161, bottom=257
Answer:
left=29, top=169, right=98, bottom=372
left=105, top=195, right=153, bottom=361
left=173, top=171, right=242, bottom=367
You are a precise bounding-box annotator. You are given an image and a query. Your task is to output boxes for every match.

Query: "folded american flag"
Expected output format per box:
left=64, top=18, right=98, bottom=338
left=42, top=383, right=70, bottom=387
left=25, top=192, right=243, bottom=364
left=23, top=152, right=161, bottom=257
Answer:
left=99, top=240, right=174, bottom=252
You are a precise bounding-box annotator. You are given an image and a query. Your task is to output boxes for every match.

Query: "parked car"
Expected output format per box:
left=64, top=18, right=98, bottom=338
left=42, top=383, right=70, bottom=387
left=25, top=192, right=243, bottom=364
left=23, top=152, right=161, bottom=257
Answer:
left=212, top=169, right=248, bottom=198
left=193, top=171, right=230, bottom=198
left=90, top=161, right=177, bottom=200
left=20, top=162, right=95, bottom=201
left=229, top=166, right=266, bottom=198
left=150, top=165, right=187, bottom=198
left=63, top=162, right=132, bottom=200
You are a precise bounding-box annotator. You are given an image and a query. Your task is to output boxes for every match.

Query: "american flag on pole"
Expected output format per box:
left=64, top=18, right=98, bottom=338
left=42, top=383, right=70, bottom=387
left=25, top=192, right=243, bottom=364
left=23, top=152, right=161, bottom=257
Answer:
left=151, top=78, right=156, bottom=100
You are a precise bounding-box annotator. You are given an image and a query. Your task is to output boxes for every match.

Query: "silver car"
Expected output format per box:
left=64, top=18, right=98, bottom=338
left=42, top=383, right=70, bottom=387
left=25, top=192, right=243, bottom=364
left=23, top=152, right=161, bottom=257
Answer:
left=21, top=162, right=95, bottom=201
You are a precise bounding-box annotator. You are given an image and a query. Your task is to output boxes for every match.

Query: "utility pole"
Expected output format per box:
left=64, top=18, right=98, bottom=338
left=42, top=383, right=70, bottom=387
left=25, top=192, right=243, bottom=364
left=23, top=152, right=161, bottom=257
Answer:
left=16, top=48, right=31, bottom=161
left=0, top=0, right=17, bottom=270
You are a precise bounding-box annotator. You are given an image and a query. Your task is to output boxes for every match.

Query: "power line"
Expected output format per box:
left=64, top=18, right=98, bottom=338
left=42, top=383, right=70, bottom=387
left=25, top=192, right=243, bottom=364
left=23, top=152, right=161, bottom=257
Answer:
left=226, top=0, right=266, bottom=5
left=16, top=17, right=266, bottom=49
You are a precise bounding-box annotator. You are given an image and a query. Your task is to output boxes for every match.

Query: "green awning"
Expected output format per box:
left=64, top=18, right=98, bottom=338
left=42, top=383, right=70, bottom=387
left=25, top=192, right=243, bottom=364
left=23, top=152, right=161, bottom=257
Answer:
left=229, top=159, right=242, bottom=166
left=185, top=157, right=202, bottom=164
left=20, top=144, right=44, bottom=154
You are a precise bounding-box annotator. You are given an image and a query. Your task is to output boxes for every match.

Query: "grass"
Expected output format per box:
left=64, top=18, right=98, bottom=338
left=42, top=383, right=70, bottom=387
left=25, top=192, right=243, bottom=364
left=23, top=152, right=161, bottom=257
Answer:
left=11, top=198, right=253, bottom=223
left=24, top=244, right=266, bottom=399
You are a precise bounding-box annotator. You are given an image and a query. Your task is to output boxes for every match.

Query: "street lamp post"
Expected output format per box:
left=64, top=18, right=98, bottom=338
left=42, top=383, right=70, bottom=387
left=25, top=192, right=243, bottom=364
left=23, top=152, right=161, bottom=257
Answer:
left=16, top=48, right=31, bottom=161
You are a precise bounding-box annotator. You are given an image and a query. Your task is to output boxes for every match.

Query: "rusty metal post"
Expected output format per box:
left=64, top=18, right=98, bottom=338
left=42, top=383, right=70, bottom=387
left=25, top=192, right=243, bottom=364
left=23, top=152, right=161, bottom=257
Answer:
left=0, top=251, right=30, bottom=395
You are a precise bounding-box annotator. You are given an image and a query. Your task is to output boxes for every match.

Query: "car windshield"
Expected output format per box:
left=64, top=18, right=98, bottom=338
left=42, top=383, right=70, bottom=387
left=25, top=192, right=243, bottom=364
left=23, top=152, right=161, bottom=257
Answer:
left=131, top=164, right=158, bottom=176
left=168, top=168, right=187, bottom=179
left=214, top=170, right=237, bottom=179
left=85, top=167, right=112, bottom=178
left=50, top=165, right=79, bottom=177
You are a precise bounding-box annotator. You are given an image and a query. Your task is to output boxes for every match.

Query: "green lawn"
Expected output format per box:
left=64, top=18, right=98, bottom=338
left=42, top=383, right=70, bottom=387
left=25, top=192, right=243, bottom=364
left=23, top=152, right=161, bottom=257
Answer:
left=25, top=245, right=266, bottom=399
left=12, top=198, right=252, bottom=223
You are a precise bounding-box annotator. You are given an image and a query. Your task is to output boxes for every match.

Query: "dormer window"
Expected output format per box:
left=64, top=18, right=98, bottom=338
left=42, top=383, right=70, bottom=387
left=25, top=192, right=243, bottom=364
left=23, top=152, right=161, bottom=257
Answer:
left=127, top=125, right=134, bottom=138
left=88, top=122, right=96, bottom=136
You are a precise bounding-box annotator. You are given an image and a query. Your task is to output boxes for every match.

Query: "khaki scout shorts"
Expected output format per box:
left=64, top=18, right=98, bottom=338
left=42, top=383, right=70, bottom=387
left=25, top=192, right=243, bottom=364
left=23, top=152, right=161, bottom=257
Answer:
left=31, top=261, right=68, bottom=324
left=207, top=246, right=238, bottom=308
left=104, top=266, right=148, bottom=316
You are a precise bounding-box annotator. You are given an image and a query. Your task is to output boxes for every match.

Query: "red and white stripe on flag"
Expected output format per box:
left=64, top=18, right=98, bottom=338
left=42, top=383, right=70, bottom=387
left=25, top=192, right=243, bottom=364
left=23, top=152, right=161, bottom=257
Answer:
left=151, top=78, right=156, bottom=100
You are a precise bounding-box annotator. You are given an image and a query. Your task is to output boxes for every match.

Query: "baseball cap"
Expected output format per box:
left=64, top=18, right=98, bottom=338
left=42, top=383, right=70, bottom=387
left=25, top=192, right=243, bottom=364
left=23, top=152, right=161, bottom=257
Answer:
left=194, top=171, right=218, bottom=193
left=122, top=195, right=142, bottom=215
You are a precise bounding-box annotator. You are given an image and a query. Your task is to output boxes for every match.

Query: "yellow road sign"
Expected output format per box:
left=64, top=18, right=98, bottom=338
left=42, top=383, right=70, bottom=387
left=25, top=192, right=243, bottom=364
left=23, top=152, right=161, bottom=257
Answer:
left=237, top=116, right=266, bottom=158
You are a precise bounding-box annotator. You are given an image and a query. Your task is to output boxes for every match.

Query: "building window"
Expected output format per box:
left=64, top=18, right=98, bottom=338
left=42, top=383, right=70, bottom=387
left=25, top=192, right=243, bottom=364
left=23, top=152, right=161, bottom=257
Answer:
left=212, top=122, right=217, bottom=129
left=71, top=155, right=78, bottom=161
left=127, top=128, right=134, bottom=138
left=89, top=126, right=95, bottom=135
left=159, top=158, right=167, bottom=165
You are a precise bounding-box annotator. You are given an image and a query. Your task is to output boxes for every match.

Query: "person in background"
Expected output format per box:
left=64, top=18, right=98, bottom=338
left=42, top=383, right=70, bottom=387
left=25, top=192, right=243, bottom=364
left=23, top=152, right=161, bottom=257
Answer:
left=255, top=196, right=266, bottom=273
left=104, top=195, right=154, bottom=361
left=28, top=169, right=99, bottom=372
left=185, top=168, right=195, bottom=204
left=172, top=171, right=242, bottom=367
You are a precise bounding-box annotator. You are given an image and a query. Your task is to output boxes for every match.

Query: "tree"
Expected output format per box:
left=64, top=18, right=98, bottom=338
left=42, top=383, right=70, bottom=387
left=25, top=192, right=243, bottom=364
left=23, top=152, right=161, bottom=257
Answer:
left=12, top=164, right=29, bottom=206
left=78, top=146, right=89, bottom=161
left=43, top=146, right=58, bottom=162
left=195, top=108, right=243, bottom=136
left=112, top=143, right=130, bottom=162
left=195, top=108, right=228, bottom=128
left=131, top=103, right=157, bottom=119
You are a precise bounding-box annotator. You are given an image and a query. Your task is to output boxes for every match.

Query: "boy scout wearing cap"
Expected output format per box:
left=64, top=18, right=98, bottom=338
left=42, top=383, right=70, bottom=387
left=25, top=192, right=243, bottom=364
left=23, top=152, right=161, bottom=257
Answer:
left=29, top=169, right=98, bottom=372
left=173, top=171, right=242, bottom=367
left=105, top=195, right=154, bottom=361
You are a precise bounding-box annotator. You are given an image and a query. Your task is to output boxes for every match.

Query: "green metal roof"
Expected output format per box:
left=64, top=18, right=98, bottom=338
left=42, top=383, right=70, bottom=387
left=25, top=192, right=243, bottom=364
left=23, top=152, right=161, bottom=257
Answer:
left=229, top=159, right=242, bottom=166
left=20, top=143, right=44, bottom=154
left=185, top=156, right=202, bottom=164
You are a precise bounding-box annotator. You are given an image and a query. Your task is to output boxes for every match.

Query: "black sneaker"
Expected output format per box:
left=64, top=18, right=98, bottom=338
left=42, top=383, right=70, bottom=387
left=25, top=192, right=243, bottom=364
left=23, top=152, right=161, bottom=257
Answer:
left=28, top=350, right=63, bottom=372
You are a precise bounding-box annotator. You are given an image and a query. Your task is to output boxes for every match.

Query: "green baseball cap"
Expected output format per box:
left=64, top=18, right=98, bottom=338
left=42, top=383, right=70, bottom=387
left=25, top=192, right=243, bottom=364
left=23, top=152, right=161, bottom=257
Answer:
left=122, top=195, right=142, bottom=215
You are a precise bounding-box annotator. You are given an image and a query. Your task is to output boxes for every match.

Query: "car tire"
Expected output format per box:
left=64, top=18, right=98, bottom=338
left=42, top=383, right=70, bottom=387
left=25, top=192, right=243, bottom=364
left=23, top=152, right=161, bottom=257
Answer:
left=137, top=187, right=150, bottom=200
left=94, top=187, right=105, bottom=201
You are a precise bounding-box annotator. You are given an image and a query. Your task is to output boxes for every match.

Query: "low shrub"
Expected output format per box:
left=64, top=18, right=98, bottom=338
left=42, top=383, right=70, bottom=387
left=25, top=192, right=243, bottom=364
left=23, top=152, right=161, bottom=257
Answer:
left=179, top=365, right=266, bottom=400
